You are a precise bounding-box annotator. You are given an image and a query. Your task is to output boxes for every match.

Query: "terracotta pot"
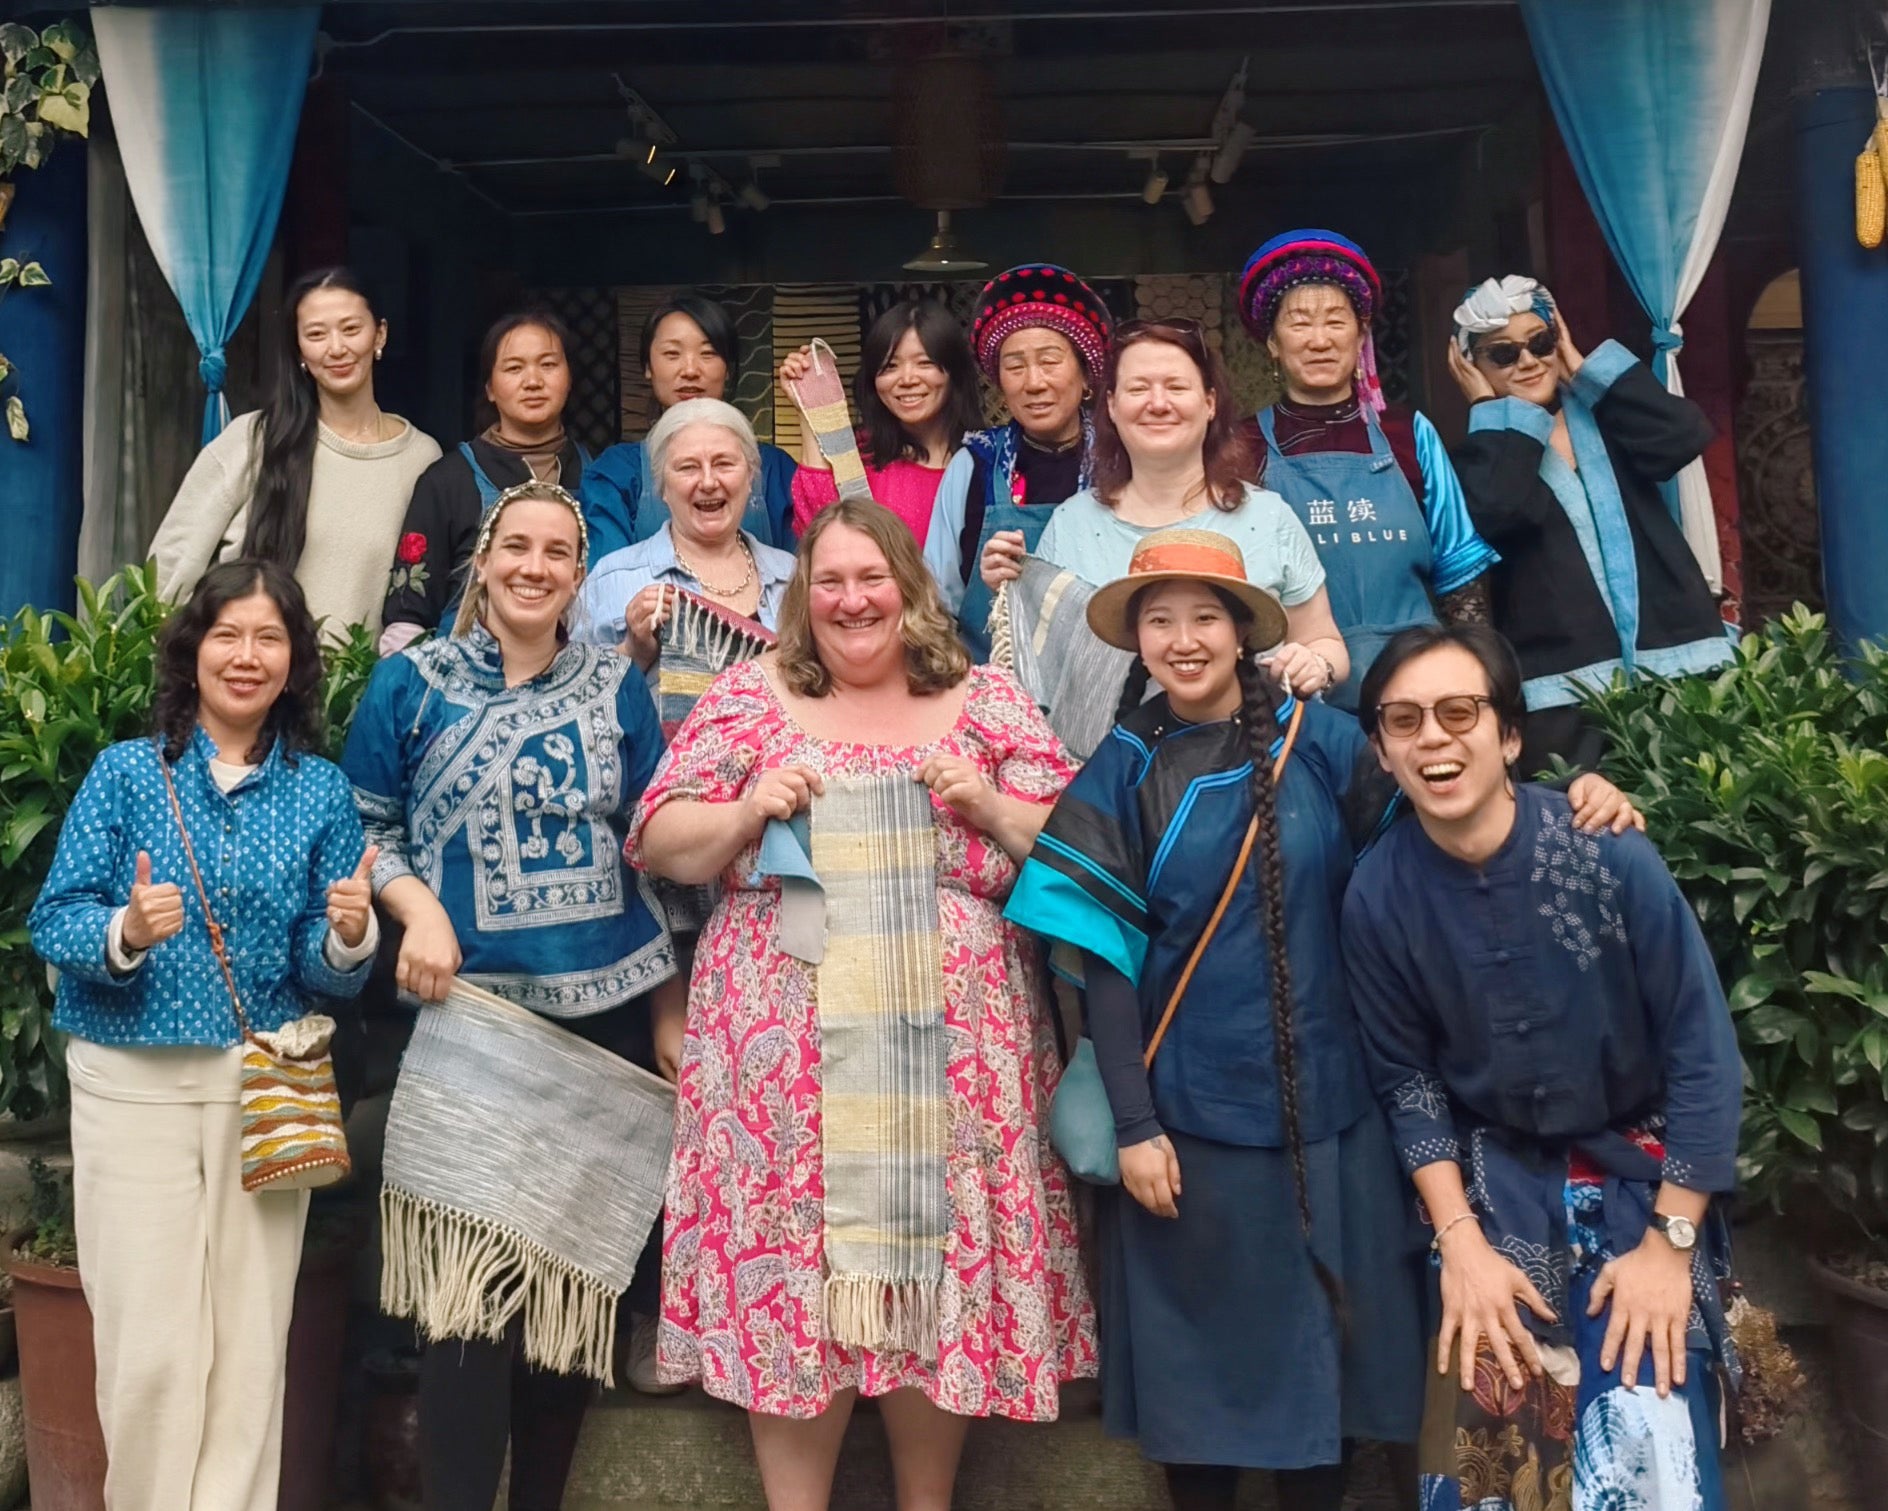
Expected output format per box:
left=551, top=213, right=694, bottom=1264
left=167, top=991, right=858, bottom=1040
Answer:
left=1808, top=1256, right=1888, bottom=1498
left=4, top=1231, right=104, bottom=1511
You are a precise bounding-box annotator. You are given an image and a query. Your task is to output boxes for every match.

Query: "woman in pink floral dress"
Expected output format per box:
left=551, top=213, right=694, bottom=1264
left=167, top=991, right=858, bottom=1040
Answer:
left=631, top=499, right=1095, bottom=1511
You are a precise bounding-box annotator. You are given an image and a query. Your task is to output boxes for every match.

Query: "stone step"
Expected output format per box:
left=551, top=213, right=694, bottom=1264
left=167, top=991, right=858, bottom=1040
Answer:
left=557, top=1382, right=1402, bottom=1510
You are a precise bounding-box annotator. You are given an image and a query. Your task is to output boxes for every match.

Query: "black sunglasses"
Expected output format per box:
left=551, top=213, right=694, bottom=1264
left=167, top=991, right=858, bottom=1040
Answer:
left=1116, top=317, right=1210, bottom=362
left=1475, top=327, right=1557, bottom=369
left=1374, top=694, right=1494, bottom=739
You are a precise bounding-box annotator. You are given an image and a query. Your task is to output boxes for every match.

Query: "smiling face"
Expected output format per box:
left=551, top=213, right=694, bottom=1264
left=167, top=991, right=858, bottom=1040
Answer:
left=1135, top=580, right=1244, bottom=723
left=1371, top=642, right=1521, bottom=830
left=196, top=589, right=292, bottom=747
left=295, top=287, right=385, bottom=402
left=474, top=497, right=584, bottom=646
left=662, top=421, right=754, bottom=551
left=806, top=522, right=905, bottom=681
left=1108, top=339, right=1215, bottom=468
left=486, top=323, right=570, bottom=435
left=1471, top=311, right=1564, bottom=406
left=1266, top=283, right=1362, bottom=403
left=645, top=312, right=730, bottom=409
left=874, top=326, right=950, bottom=437
left=997, top=328, right=1086, bottom=445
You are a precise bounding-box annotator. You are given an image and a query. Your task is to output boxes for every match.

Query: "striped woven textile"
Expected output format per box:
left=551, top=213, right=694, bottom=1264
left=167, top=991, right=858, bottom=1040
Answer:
left=380, top=979, right=675, bottom=1384
left=810, top=776, right=948, bottom=1356
left=988, top=556, right=1135, bottom=761
left=783, top=338, right=875, bottom=504
left=655, top=589, right=776, bottom=741
left=239, top=1019, right=349, bottom=1192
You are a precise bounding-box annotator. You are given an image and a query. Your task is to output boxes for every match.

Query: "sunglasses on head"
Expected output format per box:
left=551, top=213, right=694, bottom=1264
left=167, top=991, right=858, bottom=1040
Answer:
left=1374, top=694, right=1494, bottom=739
left=1116, top=317, right=1209, bottom=361
left=1474, top=327, right=1557, bottom=369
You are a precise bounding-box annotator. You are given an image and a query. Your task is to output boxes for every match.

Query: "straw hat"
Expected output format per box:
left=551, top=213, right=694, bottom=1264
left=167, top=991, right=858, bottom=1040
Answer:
left=1085, top=528, right=1288, bottom=652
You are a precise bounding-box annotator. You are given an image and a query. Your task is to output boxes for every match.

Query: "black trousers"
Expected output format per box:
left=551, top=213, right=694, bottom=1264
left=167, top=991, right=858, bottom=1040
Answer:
left=419, top=1321, right=594, bottom=1511
left=1161, top=1460, right=1346, bottom=1511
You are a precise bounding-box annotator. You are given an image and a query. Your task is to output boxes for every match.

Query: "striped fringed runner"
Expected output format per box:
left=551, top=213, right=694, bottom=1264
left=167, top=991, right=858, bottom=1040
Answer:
left=784, top=338, right=875, bottom=503
left=379, top=979, right=675, bottom=1385
left=239, top=1016, right=350, bottom=1192
left=810, top=776, right=949, bottom=1356
left=656, top=589, right=776, bottom=740
left=989, top=555, right=1136, bottom=762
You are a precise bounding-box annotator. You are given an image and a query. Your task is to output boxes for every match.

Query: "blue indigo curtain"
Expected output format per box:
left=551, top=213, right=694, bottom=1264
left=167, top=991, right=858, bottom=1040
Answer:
left=1519, top=0, right=1771, bottom=594
left=92, top=7, right=318, bottom=445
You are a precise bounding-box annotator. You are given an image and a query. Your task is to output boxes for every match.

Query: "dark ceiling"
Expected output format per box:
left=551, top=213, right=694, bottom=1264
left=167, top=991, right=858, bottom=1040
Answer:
left=314, top=0, right=1542, bottom=225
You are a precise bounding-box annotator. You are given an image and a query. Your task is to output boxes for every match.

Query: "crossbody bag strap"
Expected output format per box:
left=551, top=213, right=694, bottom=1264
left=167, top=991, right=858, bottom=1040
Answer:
left=157, top=750, right=252, bottom=1037
left=1142, top=696, right=1305, bottom=1069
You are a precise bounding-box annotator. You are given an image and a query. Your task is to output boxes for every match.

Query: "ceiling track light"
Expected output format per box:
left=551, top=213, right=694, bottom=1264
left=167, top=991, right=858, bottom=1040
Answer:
left=705, top=199, right=726, bottom=236
left=739, top=180, right=769, bottom=212
left=1183, top=157, right=1214, bottom=225
left=1141, top=157, right=1169, bottom=206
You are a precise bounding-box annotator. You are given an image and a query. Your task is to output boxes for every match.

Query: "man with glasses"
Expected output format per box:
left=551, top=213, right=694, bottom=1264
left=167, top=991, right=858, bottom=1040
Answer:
left=1340, top=621, right=1742, bottom=1511
left=1444, top=275, right=1733, bottom=775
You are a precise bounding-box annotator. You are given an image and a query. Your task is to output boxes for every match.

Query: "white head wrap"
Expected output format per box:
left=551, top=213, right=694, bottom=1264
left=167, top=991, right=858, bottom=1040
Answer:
left=1452, top=275, right=1555, bottom=352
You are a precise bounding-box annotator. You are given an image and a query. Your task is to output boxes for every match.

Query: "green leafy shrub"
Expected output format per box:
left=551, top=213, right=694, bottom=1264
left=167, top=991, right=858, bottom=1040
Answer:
left=0, top=564, right=382, bottom=1121
left=18, top=1154, right=75, bottom=1267
left=1583, top=608, right=1888, bottom=1254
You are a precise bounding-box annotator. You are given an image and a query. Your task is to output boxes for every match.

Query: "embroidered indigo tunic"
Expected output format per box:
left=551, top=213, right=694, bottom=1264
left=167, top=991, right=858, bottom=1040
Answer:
left=1341, top=781, right=1741, bottom=1194
left=30, top=731, right=373, bottom=1045
left=342, top=627, right=676, bottom=1018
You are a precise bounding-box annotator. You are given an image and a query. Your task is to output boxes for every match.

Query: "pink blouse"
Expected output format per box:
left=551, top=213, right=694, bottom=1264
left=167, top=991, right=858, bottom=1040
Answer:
left=790, top=454, right=947, bottom=546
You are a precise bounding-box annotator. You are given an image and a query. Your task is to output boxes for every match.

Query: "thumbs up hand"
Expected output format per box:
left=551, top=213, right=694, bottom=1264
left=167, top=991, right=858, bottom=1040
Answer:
left=123, top=851, right=186, bottom=951
left=325, top=846, right=379, bottom=950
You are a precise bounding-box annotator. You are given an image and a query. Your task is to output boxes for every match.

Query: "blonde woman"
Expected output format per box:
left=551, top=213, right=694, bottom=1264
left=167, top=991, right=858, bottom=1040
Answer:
left=342, top=481, right=680, bottom=1511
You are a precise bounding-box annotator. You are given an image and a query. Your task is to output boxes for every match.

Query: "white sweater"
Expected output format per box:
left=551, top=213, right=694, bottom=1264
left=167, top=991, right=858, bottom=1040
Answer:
left=149, top=411, right=442, bottom=637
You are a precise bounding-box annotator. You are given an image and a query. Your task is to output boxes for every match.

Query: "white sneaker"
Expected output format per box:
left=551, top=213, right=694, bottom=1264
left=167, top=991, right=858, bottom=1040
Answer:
left=626, top=1311, right=683, bottom=1396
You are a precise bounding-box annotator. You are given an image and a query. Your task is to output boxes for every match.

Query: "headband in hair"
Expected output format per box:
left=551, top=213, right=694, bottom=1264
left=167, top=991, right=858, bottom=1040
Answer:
left=1238, top=229, right=1387, bottom=413
left=970, top=264, right=1114, bottom=383
left=472, top=481, right=591, bottom=565
left=1452, top=275, right=1557, bottom=352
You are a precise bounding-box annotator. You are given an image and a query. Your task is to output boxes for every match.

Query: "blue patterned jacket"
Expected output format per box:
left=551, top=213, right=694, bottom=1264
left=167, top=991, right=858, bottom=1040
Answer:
left=29, top=731, right=373, bottom=1046
left=341, top=627, right=676, bottom=1018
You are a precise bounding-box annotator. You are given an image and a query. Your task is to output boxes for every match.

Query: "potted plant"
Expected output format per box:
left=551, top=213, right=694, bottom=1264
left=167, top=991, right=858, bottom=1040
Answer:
left=1584, top=607, right=1888, bottom=1492
left=0, top=17, right=98, bottom=441
left=6, top=1156, right=103, bottom=1511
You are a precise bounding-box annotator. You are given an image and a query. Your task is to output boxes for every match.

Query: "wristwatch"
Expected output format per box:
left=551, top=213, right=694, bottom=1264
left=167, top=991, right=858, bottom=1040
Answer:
left=1650, top=1213, right=1698, bottom=1252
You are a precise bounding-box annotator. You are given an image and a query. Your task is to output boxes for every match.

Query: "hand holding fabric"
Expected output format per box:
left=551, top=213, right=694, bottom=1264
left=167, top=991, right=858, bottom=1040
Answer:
left=745, top=763, right=823, bottom=838
left=980, top=530, right=1026, bottom=590
left=915, top=753, right=994, bottom=829
left=622, top=583, right=675, bottom=670
left=123, top=851, right=185, bottom=951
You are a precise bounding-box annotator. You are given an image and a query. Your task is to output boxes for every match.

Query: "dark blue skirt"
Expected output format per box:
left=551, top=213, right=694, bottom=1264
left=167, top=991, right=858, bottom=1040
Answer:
left=1098, top=1105, right=1428, bottom=1468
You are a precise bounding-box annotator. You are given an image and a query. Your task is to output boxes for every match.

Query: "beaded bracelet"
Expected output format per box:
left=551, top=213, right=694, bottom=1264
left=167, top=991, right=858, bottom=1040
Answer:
left=1430, top=1211, right=1482, bottom=1253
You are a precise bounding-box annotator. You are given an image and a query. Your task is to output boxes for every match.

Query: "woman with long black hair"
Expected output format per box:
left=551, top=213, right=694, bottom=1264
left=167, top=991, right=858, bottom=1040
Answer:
left=777, top=298, right=983, bottom=545
left=379, top=307, right=616, bottom=653
left=150, top=268, right=441, bottom=639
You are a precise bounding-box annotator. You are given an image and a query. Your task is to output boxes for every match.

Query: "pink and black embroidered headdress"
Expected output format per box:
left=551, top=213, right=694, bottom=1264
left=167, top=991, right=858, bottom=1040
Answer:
left=970, top=264, right=1113, bottom=383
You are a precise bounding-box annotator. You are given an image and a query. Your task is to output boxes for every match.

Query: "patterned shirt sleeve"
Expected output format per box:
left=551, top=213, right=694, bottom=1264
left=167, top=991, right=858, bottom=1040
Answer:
left=970, top=665, right=1078, bottom=802
left=293, top=763, right=375, bottom=999
left=1342, top=866, right=1462, bottom=1173
left=339, top=657, right=420, bottom=894
left=626, top=663, right=767, bottom=863
left=28, top=751, right=133, bottom=989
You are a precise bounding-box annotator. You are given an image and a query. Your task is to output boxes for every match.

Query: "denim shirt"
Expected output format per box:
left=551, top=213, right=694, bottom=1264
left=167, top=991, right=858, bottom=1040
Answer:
left=576, top=523, right=795, bottom=673
left=29, top=731, right=373, bottom=1047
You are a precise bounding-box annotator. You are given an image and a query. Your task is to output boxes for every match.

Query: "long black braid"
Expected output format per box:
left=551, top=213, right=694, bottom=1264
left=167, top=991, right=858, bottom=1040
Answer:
left=1114, top=658, right=1152, bottom=722
left=1234, top=647, right=1345, bottom=1323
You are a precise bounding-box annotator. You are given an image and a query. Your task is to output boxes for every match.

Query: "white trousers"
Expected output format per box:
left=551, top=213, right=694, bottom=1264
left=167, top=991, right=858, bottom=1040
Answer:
left=70, top=1055, right=309, bottom=1511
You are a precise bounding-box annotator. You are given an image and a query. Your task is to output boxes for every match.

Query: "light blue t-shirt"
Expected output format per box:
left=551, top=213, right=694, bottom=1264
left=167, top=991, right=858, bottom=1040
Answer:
left=1036, top=483, right=1327, bottom=616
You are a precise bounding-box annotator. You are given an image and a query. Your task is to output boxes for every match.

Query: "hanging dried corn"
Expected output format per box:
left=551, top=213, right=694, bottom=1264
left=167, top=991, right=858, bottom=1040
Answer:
left=1858, top=126, right=1886, bottom=250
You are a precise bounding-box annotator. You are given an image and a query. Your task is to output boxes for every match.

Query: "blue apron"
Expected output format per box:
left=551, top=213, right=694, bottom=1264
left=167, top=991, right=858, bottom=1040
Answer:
left=956, top=422, right=1082, bottom=662
left=1256, top=407, right=1434, bottom=712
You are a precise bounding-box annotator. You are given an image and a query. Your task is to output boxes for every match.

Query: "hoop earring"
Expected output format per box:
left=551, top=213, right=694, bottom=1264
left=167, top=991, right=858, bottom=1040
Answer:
left=1081, top=386, right=1094, bottom=403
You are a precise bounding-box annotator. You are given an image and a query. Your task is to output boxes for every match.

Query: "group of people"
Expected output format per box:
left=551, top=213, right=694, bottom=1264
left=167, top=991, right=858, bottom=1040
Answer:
left=32, top=226, right=1745, bottom=1511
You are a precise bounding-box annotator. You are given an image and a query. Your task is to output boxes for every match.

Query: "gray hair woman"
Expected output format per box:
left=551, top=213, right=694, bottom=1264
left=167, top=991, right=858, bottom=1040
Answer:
left=579, top=398, right=797, bottom=675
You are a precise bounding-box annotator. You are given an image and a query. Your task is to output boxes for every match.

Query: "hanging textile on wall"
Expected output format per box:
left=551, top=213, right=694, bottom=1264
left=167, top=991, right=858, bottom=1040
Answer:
left=1519, top=0, right=1772, bottom=593
left=92, top=7, right=318, bottom=445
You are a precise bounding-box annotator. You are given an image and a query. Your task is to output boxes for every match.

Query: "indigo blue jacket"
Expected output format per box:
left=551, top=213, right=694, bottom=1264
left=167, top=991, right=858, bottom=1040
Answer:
left=29, top=731, right=373, bottom=1046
